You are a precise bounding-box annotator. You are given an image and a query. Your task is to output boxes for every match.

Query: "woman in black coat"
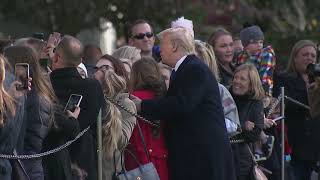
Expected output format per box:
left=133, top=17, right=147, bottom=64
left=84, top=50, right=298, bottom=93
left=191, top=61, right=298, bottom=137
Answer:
left=42, top=105, right=80, bottom=180
left=231, top=64, right=265, bottom=180
left=273, top=40, right=318, bottom=180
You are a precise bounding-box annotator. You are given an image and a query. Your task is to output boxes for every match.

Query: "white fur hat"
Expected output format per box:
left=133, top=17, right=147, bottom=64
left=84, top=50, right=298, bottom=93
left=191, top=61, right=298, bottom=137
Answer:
left=171, top=17, right=194, bottom=38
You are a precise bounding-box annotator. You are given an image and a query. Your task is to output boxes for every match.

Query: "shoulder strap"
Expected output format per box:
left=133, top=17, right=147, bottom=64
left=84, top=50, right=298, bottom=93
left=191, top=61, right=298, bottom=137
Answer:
left=105, top=95, right=152, bottom=161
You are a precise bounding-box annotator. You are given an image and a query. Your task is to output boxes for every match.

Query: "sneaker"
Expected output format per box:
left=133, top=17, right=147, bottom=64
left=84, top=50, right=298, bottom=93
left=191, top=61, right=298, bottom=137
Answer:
left=263, top=135, right=275, bottom=158
left=254, top=152, right=267, bottom=161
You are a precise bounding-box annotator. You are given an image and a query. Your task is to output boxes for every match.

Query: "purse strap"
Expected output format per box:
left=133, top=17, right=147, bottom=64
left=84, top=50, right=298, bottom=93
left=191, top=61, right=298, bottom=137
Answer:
left=107, top=94, right=153, bottom=174
left=135, top=120, right=151, bottom=161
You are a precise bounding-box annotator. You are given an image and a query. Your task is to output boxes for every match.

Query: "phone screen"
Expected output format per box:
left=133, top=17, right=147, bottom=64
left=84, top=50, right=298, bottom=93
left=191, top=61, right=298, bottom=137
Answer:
left=15, top=63, right=29, bottom=90
left=64, top=94, right=83, bottom=112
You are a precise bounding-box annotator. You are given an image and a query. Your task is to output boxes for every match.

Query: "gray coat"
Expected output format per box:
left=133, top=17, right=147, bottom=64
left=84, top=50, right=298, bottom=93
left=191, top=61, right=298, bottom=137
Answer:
left=22, top=88, right=52, bottom=180
left=0, top=95, right=27, bottom=180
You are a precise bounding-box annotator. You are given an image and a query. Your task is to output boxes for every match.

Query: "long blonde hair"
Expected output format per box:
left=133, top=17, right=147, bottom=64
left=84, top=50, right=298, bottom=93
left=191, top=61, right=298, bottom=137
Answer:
left=0, top=55, right=16, bottom=127
left=234, top=64, right=265, bottom=100
left=195, top=40, right=220, bottom=82
left=287, top=40, right=317, bottom=75
left=100, top=69, right=127, bottom=158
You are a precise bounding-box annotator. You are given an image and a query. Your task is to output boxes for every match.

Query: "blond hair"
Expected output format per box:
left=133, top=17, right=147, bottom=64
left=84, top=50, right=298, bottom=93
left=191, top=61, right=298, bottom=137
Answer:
left=100, top=70, right=127, bottom=158
left=234, top=64, right=265, bottom=100
left=208, top=27, right=232, bottom=48
left=157, top=27, right=195, bottom=55
left=195, top=40, right=220, bottom=82
left=287, top=40, right=317, bottom=75
left=0, top=55, right=16, bottom=127
left=112, top=46, right=141, bottom=63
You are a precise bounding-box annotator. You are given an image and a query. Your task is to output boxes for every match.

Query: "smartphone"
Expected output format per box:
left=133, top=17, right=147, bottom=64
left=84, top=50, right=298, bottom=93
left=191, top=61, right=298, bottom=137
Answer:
left=272, top=116, right=284, bottom=122
left=39, top=58, right=49, bottom=71
left=15, top=63, right=30, bottom=90
left=64, top=94, right=83, bottom=112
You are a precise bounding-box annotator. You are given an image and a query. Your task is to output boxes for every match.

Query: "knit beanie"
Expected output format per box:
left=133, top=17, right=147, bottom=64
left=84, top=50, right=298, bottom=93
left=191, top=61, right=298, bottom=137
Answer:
left=239, top=25, right=264, bottom=47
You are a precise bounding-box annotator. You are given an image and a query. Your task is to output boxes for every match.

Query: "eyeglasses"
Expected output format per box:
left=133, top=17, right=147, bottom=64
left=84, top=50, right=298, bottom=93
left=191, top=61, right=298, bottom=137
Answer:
left=94, top=65, right=114, bottom=72
left=132, top=32, right=154, bottom=40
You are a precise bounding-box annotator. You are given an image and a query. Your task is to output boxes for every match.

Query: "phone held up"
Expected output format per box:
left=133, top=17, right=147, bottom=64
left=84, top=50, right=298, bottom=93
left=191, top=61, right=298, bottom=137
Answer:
left=15, top=63, right=30, bottom=91
left=64, top=94, right=83, bottom=112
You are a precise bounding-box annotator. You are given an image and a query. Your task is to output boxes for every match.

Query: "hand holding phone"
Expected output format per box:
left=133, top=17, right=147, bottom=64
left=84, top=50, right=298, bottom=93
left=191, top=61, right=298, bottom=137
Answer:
left=15, top=63, right=30, bottom=90
left=66, top=106, right=81, bottom=119
left=64, top=94, right=83, bottom=112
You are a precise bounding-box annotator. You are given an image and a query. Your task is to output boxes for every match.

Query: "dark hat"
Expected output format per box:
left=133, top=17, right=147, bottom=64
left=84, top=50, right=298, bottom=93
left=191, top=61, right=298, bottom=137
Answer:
left=240, top=25, right=264, bottom=47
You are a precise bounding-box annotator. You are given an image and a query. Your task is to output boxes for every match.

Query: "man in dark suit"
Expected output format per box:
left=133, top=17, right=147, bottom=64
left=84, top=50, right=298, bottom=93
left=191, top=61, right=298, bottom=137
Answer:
left=133, top=27, right=236, bottom=179
left=50, top=35, right=104, bottom=180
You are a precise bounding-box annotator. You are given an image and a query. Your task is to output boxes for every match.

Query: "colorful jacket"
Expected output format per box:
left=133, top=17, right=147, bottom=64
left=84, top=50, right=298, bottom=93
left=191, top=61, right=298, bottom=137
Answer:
left=236, top=46, right=276, bottom=96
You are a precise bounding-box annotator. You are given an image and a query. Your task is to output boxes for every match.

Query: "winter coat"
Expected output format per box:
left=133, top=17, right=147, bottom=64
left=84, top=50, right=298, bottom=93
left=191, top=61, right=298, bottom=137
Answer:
left=42, top=106, right=80, bottom=180
left=232, top=94, right=264, bottom=179
left=274, top=73, right=318, bottom=161
left=0, top=96, right=28, bottom=180
left=22, top=88, right=52, bottom=180
left=125, top=90, right=169, bottom=180
left=141, top=55, right=236, bottom=180
left=50, top=67, right=104, bottom=180
left=102, top=93, right=136, bottom=180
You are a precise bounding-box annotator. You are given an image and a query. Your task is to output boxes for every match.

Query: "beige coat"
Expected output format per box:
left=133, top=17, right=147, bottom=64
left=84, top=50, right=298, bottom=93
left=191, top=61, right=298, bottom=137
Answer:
left=102, top=93, right=137, bottom=180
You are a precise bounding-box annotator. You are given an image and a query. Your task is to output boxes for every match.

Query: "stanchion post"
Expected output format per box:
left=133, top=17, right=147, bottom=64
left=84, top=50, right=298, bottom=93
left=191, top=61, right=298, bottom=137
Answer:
left=281, top=87, right=285, bottom=180
left=97, top=109, right=102, bottom=180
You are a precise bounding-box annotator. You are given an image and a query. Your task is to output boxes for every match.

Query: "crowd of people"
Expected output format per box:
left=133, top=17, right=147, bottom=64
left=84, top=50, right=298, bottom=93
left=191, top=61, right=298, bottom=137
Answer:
left=0, top=16, right=319, bottom=180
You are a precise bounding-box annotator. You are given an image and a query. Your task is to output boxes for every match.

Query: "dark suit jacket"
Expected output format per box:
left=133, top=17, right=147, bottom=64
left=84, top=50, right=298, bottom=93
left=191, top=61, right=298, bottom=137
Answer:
left=141, top=55, right=236, bottom=180
left=50, top=67, right=104, bottom=180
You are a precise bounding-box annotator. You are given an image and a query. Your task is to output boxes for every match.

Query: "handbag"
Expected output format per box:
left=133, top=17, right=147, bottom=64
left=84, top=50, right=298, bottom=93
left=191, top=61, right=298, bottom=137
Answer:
left=112, top=108, right=160, bottom=180
left=246, top=145, right=270, bottom=180
left=114, top=149, right=160, bottom=180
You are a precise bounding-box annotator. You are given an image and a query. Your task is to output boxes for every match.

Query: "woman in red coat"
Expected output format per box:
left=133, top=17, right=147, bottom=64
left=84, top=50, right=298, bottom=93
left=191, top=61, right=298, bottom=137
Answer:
left=125, top=57, right=169, bottom=180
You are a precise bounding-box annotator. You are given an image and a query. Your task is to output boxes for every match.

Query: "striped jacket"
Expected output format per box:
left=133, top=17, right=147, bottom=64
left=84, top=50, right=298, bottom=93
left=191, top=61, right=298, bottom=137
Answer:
left=236, top=46, right=276, bottom=96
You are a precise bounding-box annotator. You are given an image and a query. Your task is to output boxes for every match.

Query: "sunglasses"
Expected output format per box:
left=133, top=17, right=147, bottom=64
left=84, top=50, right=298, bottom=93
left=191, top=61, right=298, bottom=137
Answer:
left=132, top=32, right=154, bottom=40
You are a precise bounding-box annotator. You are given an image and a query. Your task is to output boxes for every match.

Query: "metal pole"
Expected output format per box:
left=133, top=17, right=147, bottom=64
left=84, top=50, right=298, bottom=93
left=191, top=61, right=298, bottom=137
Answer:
left=97, top=109, right=102, bottom=180
left=281, top=87, right=285, bottom=180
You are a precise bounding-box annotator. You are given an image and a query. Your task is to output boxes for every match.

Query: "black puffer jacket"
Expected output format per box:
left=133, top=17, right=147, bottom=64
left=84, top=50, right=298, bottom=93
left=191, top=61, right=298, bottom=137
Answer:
left=22, top=88, right=52, bottom=180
